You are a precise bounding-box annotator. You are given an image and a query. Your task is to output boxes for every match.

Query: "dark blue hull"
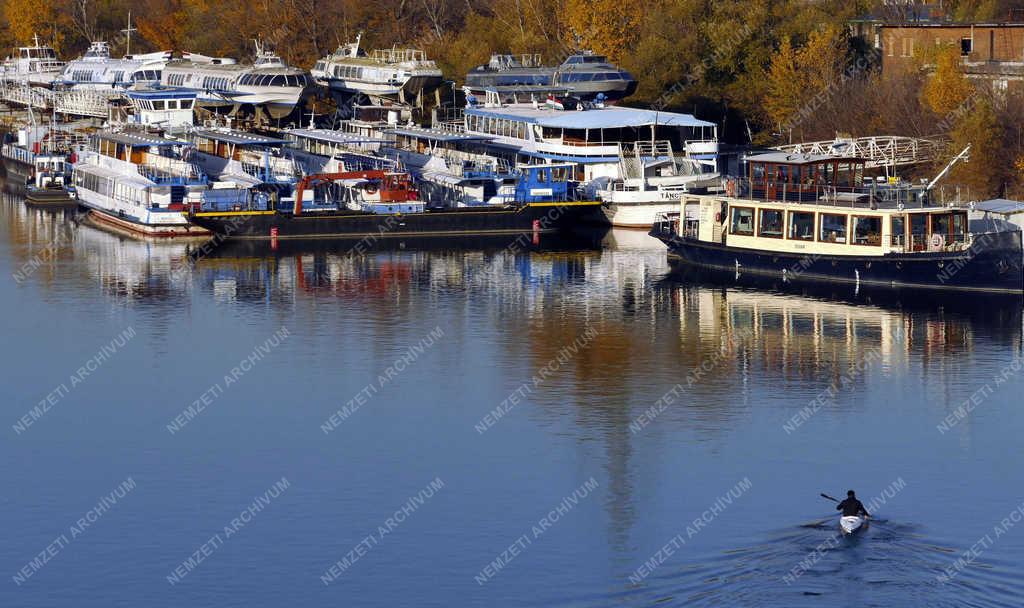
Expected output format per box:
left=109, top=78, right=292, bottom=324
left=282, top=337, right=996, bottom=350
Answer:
left=651, top=228, right=1024, bottom=294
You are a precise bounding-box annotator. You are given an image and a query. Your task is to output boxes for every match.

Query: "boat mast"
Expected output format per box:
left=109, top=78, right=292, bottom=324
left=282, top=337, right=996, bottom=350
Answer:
left=121, top=12, right=137, bottom=56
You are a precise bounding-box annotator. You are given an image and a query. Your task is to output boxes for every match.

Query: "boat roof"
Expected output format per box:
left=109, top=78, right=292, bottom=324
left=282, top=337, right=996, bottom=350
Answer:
left=747, top=152, right=866, bottom=165
left=287, top=128, right=390, bottom=145
left=975, top=198, right=1024, bottom=215
left=388, top=127, right=495, bottom=142
left=97, top=132, right=181, bottom=147
left=126, top=87, right=199, bottom=99
left=464, top=105, right=714, bottom=129
left=191, top=129, right=288, bottom=146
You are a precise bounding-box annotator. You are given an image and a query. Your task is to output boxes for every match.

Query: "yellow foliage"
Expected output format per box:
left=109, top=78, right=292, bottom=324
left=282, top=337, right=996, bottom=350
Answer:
left=923, top=45, right=975, bottom=119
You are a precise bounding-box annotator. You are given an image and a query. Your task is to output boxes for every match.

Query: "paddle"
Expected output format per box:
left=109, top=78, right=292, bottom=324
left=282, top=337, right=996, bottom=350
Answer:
left=820, top=493, right=840, bottom=503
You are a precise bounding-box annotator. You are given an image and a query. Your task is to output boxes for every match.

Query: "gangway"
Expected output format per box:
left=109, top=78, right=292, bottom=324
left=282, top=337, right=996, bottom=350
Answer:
left=775, top=135, right=948, bottom=169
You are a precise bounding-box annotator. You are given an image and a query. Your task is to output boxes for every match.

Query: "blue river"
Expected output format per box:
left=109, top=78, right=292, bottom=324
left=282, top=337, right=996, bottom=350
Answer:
left=1, top=195, right=1022, bottom=607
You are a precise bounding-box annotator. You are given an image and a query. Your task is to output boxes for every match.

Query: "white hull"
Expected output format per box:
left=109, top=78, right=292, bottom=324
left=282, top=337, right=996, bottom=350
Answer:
left=602, top=201, right=684, bottom=229
left=77, top=189, right=203, bottom=236
left=839, top=515, right=865, bottom=534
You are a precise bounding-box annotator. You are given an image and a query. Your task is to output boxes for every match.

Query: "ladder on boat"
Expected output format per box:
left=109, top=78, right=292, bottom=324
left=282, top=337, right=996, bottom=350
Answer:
left=618, top=140, right=675, bottom=181
left=774, top=136, right=948, bottom=169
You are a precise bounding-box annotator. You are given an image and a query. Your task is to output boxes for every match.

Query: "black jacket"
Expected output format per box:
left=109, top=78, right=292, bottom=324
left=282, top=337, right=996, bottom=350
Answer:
left=837, top=498, right=868, bottom=517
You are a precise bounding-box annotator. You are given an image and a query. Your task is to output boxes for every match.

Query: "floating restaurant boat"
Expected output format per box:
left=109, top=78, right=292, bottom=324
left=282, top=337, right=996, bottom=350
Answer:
left=450, top=91, right=719, bottom=227
left=57, top=41, right=170, bottom=90
left=464, top=51, right=637, bottom=102
left=72, top=131, right=247, bottom=236
left=161, top=42, right=310, bottom=119
left=186, top=164, right=603, bottom=239
left=310, top=34, right=443, bottom=105
left=650, top=152, right=1024, bottom=294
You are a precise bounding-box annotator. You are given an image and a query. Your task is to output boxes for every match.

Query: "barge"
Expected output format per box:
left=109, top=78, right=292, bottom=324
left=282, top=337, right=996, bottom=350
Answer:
left=187, top=164, right=603, bottom=239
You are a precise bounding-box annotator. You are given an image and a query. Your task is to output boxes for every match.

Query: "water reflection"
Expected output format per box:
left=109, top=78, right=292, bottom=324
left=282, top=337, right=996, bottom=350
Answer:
left=4, top=193, right=1022, bottom=607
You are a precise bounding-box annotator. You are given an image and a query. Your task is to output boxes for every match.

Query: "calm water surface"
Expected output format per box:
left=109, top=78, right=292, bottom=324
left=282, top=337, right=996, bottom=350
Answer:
left=1, top=194, right=1022, bottom=607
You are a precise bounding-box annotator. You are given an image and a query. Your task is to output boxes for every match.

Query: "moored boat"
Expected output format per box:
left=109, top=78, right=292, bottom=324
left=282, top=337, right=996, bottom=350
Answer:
left=72, top=131, right=247, bottom=237
left=187, top=164, right=603, bottom=239
left=650, top=152, right=1024, bottom=294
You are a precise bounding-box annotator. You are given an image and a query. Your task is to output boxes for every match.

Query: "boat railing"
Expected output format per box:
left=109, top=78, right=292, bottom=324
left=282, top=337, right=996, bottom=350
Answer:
left=1, top=143, right=34, bottom=164
left=724, top=176, right=944, bottom=209
left=370, top=48, right=430, bottom=64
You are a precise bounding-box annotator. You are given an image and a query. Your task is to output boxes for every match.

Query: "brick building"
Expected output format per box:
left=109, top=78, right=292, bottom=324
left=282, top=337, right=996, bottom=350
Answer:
left=875, top=23, right=1024, bottom=91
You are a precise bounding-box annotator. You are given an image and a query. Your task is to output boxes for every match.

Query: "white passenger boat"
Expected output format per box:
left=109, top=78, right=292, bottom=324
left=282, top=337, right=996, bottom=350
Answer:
left=57, top=41, right=170, bottom=90
left=311, top=34, right=443, bottom=105
left=162, top=42, right=310, bottom=119
left=73, top=131, right=247, bottom=236
left=184, top=128, right=300, bottom=189
left=0, top=35, right=64, bottom=88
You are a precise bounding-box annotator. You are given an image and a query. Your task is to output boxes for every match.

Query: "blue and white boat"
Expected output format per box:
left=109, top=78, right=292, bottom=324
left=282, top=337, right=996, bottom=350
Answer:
left=73, top=131, right=247, bottom=236
left=57, top=42, right=170, bottom=90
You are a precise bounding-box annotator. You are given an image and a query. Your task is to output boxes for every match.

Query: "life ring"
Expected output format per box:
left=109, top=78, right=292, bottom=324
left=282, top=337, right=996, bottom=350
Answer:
left=930, top=233, right=945, bottom=249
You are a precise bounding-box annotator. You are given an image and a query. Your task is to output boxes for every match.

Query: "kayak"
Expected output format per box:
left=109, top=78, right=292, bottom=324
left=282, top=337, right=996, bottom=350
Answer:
left=840, top=515, right=866, bottom=534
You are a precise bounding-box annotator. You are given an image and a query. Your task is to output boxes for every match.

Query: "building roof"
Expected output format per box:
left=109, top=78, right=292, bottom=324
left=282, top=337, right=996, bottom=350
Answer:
left=465, top=105, right=715, bottom=130
left=287, top=128, right=389, bottom=145
left=96, top=131, right=181, bottom=147
left=746, top=152, right=865, bottom=165
left=191, top=129, right=288, bottom=146
left=975, top=198, right=1024, bottom=215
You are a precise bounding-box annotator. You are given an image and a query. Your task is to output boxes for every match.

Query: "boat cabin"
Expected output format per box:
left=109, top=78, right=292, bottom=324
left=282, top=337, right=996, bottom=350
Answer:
left=513, top=164, right=579, bottom=203
left=688, top=196, right=971, bottom=255
left=125, top=88, right=197, bottom=129
left=746, top=152, right=867, bottom=202
left=92, top=132, right=205, bottom=186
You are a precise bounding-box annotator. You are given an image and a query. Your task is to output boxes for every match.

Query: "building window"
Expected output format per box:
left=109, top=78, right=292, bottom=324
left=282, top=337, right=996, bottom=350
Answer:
left=961, top=37, right=972, bottom=56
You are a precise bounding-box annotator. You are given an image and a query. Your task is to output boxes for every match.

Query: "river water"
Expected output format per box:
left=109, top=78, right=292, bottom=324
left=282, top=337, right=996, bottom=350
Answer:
left=2, top=194, right=1022, bottom=607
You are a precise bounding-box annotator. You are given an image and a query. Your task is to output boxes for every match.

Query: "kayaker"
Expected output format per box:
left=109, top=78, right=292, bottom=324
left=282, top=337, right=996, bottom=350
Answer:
left=836, top=490, right=869, bottom=518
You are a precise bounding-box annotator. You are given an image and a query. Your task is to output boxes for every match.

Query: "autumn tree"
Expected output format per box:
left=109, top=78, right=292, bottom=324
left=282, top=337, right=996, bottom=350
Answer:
left=949, top=96, right=1004, bottom=198
left=922, top=44, right=975, bottom=120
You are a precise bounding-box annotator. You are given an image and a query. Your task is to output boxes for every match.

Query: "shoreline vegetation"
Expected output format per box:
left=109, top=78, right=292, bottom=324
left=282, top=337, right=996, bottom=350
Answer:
left=3, top=0, right=1023, bottom=197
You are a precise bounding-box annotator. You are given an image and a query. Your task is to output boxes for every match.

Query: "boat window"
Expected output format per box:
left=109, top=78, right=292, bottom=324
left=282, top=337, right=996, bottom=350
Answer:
left=551, top=167, right=568, bottom=182
left=153, top=100, right=165, bottom=110
left=890, top=216, right=905, bottom=246
left=776, top=164, right=789, bottom=184
left=909, top=214, right=928, bottom=250
left=819, top=213, right=848, bottom=243
left=751, top=163, right=765, bottom=183
left=852, top=216, right=882, bottom=245
left=536, top=169, right=547, bottom=183
left=758, top=209, right=784, bottom=238
left=181, top=99, right=193, bottom=109
left=789, top=211, right=815, bottom=240
left=270, top=75, right=286, bottom=86
left=730, top=207, right=755, bottom=236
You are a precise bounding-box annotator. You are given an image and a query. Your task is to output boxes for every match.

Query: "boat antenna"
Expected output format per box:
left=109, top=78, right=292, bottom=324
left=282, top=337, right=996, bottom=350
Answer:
left=122, top=12, right=137, bottom=55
